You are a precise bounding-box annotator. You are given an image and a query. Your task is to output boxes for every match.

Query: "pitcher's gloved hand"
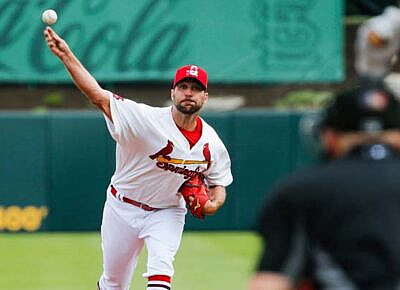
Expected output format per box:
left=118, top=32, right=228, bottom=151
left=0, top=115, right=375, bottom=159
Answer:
left=179, top=174, right=209, bottom=219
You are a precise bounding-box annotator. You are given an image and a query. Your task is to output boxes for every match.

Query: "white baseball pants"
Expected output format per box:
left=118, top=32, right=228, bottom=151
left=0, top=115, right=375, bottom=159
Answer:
left=98, top=193, right=186, bottom=290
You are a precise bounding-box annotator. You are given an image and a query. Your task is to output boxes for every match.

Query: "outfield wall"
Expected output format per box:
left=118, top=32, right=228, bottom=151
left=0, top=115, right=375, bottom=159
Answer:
left=0, top=110, right=317, bottom=232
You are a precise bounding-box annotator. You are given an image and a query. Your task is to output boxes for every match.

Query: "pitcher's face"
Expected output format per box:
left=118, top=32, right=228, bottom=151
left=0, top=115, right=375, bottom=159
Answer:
left=171, top=80, right=208, bottom=114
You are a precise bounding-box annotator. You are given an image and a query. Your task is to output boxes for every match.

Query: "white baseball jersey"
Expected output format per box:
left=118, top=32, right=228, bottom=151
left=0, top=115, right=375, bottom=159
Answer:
left=355, top=6, right=400, bottom=79
left=103, top=91, right=233, bottom=209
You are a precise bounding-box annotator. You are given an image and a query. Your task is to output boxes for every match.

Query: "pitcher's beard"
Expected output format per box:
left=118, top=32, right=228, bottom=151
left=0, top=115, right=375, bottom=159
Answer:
left=176, top=103, right=201, bottom=114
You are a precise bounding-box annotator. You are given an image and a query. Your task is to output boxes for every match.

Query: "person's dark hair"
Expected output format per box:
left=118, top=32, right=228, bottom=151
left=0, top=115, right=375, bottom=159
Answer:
left=320, top=86, right=400, bottom=133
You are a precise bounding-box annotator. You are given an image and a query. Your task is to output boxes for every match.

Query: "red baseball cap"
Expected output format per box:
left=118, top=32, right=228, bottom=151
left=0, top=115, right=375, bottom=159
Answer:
left=173, top=65, right=208, bottom=90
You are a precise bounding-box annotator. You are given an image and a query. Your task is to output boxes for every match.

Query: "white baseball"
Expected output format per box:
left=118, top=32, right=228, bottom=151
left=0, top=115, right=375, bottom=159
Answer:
left=42, top=9, right=58, bottom=25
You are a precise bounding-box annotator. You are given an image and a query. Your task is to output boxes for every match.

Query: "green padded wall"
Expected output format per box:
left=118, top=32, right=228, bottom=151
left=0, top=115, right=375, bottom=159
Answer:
left=0, top=113, right=49, bottom=231
left=46, top=112, right=110, bottom=230
left=0, top=110, right=317, bottom=231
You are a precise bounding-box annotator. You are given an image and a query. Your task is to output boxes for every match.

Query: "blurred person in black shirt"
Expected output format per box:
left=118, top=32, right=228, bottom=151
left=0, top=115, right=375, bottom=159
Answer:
left=247, top=85, right=400, bottom=290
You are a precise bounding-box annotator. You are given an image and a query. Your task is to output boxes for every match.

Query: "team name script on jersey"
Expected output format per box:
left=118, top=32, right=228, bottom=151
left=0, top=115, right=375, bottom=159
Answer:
left=156, top=161, right=201, bottom=179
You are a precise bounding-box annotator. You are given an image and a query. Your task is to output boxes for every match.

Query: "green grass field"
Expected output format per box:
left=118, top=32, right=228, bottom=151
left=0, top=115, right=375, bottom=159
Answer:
left=0, top=231, right=261, bottom=290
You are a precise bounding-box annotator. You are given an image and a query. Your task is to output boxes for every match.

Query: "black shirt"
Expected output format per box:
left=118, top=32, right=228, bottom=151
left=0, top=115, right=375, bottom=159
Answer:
left=257, top=143, right=400, bottom=290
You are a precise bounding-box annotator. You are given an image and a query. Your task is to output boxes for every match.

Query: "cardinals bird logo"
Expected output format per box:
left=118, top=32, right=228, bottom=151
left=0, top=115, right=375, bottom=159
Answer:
left=149, top=140, right=174, bottom=161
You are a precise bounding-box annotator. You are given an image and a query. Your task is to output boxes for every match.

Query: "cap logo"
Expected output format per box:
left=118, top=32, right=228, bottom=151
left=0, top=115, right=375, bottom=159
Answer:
left=186, top=65, right=199, bottom=77
left=363, top=91, right=389, bottom=111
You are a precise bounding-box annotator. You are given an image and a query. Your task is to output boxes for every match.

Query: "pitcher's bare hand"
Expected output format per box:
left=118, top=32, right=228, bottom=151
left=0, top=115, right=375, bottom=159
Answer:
left=44, top=26, right=71, bottom=60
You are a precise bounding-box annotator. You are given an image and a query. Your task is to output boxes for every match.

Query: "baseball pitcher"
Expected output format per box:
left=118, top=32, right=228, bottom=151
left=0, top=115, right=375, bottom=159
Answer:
left=44, top=26, right=233, bottom=290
